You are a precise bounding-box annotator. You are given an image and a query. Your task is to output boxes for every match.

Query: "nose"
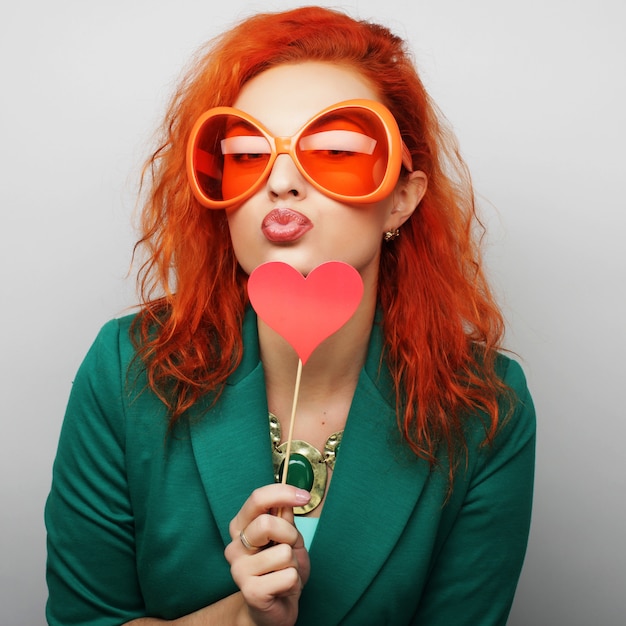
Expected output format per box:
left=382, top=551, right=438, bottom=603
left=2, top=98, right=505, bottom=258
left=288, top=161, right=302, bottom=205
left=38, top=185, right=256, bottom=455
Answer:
left=266, top=154, right=307, bottom=201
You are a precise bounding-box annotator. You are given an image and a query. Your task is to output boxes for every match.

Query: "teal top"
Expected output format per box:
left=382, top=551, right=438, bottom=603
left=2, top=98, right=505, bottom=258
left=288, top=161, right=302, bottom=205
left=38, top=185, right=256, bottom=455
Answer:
left=45, top=308, right=536, bottom=625
left=294, top=516, right=319, bottom=551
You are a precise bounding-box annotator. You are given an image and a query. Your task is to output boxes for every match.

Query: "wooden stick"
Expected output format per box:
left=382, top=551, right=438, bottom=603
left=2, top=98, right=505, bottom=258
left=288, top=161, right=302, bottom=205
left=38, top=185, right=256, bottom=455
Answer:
left=278, top=358, right=303, bottom=518
left=281, top=358, right=303, bottom=485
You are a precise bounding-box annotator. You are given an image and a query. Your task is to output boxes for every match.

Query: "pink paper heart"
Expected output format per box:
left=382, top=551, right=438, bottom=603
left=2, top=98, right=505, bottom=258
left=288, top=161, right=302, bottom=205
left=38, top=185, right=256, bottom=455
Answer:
left=247, top=261, right=364, bottom=364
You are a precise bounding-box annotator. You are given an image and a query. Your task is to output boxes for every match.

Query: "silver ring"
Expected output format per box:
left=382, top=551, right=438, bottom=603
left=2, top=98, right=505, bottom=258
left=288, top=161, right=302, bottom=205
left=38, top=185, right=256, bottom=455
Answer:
left=240, top=529, right=260, bottom=551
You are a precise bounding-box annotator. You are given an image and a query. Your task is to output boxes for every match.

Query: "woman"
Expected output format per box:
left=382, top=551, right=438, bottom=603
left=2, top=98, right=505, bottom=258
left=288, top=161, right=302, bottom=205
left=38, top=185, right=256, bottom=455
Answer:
left=45, top=6, right=535, bottom=626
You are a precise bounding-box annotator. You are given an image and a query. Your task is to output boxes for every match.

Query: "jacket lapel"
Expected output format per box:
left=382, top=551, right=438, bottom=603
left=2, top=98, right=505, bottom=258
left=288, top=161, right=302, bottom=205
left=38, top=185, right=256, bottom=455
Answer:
left=298, top=321, right=431, bottom=625
left=189, top=308, right=274, bottom=546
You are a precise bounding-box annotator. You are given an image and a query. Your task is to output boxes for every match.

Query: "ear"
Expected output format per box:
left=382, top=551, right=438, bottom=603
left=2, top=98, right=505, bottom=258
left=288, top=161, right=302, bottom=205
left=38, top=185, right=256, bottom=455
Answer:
left=384, top=170, right=428, bottom=231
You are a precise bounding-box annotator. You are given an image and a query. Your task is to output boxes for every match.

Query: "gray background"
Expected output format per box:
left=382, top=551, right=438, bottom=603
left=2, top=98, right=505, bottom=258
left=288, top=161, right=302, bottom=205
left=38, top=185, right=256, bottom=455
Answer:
left=1, top=0, right=624, bottom=623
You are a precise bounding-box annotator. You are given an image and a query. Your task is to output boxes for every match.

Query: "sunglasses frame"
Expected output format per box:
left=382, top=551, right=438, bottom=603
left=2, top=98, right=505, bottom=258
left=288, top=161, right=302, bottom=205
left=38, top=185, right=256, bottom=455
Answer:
left=186, top=98, right=413, bottom=209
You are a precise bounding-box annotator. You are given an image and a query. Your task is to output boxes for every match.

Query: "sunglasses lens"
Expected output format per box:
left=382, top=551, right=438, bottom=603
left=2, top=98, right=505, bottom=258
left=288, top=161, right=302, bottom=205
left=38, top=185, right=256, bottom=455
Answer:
left=296, top=107, right=390, bottom=198
left=192, top=114, right=271, bottom=203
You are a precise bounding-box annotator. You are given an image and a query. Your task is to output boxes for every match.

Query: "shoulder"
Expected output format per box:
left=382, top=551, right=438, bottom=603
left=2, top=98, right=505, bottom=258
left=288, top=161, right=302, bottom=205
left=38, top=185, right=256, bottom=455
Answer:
left=91, top=311, right=138, bottom=354
left=61, top=312, right=171, bottom=454
left=472, top=352, right=536, bottom=469
left=494, top=352, right=535, bottom=432
left=495, top=352, right=531, bottom=395
left=70, top=313, right=143, bottom=417
left=78, top=313, right=140, bottom=377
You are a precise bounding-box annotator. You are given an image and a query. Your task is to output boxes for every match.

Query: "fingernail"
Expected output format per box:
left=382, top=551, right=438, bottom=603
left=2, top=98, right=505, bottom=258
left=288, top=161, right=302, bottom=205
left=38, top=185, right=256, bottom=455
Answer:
left=294, top=488, right=311, bottom=503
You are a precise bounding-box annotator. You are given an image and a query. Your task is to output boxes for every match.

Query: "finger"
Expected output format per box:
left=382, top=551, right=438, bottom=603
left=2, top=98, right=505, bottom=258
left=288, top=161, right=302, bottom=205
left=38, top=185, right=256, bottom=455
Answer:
left=231, top=512, right=299, bottom=559
left=232, top=542, right=297, bottom=580
left=240, top=566, right=302, bottom=608
left=229, top=485, right=310, bottom=540
left=239, top=527, right=266, bottom=552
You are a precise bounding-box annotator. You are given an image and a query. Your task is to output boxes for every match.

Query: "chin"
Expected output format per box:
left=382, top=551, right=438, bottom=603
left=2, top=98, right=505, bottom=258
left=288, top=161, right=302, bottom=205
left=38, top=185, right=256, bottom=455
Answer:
left=247, top=248, right=320, bottom=276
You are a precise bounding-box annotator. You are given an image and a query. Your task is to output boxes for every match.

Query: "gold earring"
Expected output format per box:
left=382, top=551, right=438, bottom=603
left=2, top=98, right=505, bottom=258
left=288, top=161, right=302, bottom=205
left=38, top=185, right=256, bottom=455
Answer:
left=383, top=228, right=400, bottom=242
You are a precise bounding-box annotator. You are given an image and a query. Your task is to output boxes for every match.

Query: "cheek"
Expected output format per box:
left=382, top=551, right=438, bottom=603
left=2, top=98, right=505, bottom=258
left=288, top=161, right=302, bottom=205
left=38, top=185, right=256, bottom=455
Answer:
left=359, top=198, right=394, bottom=232
left=226, top=205, right=259, bottom=241
left=225, top=211, right=259, bottom=270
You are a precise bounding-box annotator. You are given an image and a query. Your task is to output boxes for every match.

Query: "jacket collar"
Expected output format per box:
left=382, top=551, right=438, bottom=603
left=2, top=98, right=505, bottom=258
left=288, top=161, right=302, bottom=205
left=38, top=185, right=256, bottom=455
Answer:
left=190, top=308, right=429, bottom=623
left=189, top=308, right=273, bottom=547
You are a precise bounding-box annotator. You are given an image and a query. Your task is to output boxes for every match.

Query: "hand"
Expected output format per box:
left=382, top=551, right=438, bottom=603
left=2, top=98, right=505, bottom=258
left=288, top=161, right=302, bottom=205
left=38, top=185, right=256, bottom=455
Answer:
left=225, top=484, right=312, bottom=626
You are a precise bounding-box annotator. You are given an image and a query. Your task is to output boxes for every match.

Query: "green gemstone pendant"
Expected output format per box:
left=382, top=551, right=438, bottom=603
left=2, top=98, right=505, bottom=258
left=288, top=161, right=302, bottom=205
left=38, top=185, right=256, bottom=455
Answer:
left=278, top=453, right=315, bottom=491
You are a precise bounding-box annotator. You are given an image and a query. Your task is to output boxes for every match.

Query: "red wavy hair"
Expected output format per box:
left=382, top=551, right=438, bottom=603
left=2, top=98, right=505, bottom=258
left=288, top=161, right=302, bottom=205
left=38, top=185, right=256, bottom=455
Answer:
left=133, top=6, right=509, bottom=475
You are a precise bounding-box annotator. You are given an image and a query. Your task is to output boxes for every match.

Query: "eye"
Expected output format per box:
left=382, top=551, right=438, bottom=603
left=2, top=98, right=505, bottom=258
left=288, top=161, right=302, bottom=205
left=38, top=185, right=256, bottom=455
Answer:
left=321, top=148, right=357, bottom=158
left=299, top=130, right=377, bottom=157
left=229, top=152, right=266, bottom=163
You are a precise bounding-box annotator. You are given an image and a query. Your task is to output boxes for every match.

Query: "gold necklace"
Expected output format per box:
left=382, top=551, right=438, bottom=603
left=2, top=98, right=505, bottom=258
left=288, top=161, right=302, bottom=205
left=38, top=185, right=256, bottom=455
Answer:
left=269, top=412, right=343, bottom=515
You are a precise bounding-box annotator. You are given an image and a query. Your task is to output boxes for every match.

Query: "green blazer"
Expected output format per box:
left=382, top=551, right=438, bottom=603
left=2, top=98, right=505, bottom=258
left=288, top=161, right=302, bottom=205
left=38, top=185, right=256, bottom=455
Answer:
left=46, top=309, right=535, bottom=625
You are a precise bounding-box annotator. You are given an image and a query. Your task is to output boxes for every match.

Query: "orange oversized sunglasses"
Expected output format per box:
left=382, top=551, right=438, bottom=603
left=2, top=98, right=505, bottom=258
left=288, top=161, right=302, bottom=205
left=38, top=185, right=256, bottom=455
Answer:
left=186, top=99, right=413, bottom=209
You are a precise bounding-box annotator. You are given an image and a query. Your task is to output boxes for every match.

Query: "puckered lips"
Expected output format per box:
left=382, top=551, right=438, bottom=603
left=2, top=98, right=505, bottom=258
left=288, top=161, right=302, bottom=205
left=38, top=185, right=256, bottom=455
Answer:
left=261, top=208, right=313, bottom=243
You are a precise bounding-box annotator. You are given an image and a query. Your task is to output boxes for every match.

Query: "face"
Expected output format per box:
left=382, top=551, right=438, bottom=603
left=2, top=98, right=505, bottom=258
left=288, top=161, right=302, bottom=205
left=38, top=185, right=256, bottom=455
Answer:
left=225, top=62, right=422, bottom=288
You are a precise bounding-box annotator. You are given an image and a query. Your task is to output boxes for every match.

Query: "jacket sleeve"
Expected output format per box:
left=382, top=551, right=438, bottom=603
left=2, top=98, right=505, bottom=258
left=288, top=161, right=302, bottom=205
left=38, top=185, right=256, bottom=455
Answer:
left=45, top=319, right=145, bottom=625
left=412, top=359, right=536, bottom=626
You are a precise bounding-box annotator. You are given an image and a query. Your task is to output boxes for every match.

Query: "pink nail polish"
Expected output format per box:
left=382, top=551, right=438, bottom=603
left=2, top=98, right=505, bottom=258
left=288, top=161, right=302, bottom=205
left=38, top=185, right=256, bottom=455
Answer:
left=294, top=489, right=311, bottom=503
